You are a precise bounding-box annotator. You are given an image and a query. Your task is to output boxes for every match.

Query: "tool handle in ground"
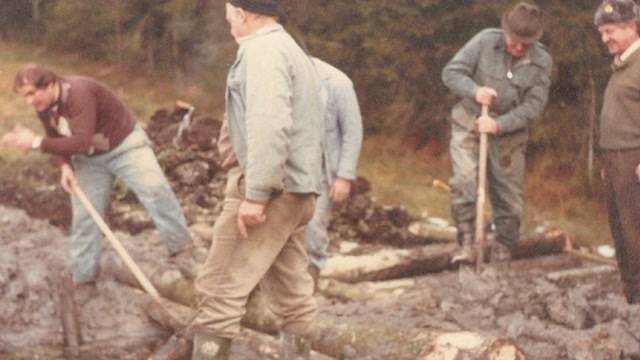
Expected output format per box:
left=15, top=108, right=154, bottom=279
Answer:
left=475, top=104, right=490, bottom=273
left=173, top=101, right=196, bottom=147
left=71, top=183, right=162, bottom=302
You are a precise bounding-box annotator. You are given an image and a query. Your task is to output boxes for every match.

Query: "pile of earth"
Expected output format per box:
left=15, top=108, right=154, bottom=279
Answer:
left=0, top=105, right=639, bottom=359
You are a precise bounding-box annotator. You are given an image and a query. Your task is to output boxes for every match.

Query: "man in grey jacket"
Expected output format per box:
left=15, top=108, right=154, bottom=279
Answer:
left=442, top=1, right=552, bottom=264
left=305, top=57, right=363, bottom=284
left=148, top=1, right=324, bottom=359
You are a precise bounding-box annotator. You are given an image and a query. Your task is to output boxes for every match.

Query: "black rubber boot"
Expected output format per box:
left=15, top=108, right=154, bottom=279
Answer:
left=452, top=222, right=475, bottom=264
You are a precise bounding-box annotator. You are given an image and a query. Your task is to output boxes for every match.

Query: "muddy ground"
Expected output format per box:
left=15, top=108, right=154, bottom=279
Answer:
left=1, top=107, right=639, bottom=359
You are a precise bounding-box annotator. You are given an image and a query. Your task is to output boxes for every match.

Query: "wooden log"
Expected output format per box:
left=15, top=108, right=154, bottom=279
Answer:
left=545, top=265, right=617, bottom=283
left=146, top=295, right=525, bottom=359
left=408, top=221, right=458, bottom=242
left=323, top=243, right=458, bottom=283
left=324, top=232, right=567, bottom=283
left=511, top=232, right=566, bottom=259
left=103, top=253, right=196, bottom=307
left=318, top=278, right=416, bottom=302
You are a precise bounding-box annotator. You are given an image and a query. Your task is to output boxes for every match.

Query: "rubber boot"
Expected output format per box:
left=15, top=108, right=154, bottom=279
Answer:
left=192, top=331, right=231, bottom=360
left=451, top=222, right=475, bottom=264
left=279, top=332, right=311, bottom=360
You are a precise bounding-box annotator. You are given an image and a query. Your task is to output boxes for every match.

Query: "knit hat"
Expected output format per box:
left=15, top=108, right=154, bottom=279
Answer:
left=501, top=2, right=544, bottom=44
left=229, top=0, right=280, bottom=17
left=594, top=0, right=640, bottom=26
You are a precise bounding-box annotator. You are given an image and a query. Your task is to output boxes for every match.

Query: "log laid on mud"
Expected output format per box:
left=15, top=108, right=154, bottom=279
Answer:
left=103, top=254, right=196, bottom=307
left=323, top=243, right=458, bottom=283
left=511, top=232, right=567, bottom=259
left=408, top=221, right=458, bottom=242
left=545, top=265, right=617, bottom=283
left=318, top=278, right=416, bottom=302
left=323, top=232, right=567, bottom=283
left=146, top=295, right=525, bottom=359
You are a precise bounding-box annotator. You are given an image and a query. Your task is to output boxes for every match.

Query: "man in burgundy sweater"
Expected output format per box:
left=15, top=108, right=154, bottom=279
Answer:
left=2, top=63, right=193, bottom=297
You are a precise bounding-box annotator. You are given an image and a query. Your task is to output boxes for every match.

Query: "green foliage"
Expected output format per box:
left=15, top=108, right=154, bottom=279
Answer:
left=45, top=1, right=114, bottom=57
left=0, top=0, right=615, bottom=158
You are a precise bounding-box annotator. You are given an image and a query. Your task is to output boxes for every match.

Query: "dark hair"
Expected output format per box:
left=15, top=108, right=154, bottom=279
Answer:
left=13, top=63, right=60, bottom=92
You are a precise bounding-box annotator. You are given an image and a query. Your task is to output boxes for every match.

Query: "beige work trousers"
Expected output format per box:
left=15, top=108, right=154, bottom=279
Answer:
left=194, top=167, right=317, bottom=338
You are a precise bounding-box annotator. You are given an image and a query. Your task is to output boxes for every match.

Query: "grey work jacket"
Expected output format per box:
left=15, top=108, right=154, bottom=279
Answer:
left=442, top=28, right=552, bottom=135
left=312, top=58, right=363, bottom=184
left=226, top=24, right=324, bottom=201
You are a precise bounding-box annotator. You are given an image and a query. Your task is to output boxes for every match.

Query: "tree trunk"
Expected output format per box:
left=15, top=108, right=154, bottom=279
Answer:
left=323, top=232, right=567, bottom=283
left=318, top=278, right=416, bottom=302
left=146, top=296, right=525, bottom=359
left=545, top=264, right=616, bottom=283
left=31, top=0, right=41, bottom=41
left=113, top=0, right=124, bottom=69
left=323, top=243, right=458, bottom=283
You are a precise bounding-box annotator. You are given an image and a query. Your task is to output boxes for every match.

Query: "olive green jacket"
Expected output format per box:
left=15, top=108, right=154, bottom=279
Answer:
left=600, top=48, right=640, bottom=150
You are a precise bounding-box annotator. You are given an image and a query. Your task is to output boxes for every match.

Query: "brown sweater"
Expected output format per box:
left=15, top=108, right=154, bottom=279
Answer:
left=600, top=50, right=640, bottom=150
left=38, top=76, right=136, bottom=164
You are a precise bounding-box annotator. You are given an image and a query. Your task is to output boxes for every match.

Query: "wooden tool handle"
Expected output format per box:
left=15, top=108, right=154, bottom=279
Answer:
left=475, top=104, right=489, bottom=273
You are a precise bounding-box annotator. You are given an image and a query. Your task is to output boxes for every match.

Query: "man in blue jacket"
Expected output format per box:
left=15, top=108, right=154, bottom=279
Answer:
left=305, top=57, right=363, bottom=285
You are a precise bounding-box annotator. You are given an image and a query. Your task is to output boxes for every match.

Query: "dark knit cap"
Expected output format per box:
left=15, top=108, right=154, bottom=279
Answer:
left=594, top=0, right=640, bottom=26
left=501, top=2, right=544, bottom=44
left=229, top=0, right=280, bottom=17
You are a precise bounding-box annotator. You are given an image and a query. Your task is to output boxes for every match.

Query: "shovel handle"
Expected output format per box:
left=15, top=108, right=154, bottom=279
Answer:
left=475, top=105, right=490, bottom=273
left=71, top=183, right=162, bottom=302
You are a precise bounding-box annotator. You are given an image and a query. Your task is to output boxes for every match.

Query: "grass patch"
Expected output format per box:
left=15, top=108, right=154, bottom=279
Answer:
left=358, top=135, right=452, bottom=220
left=360, top=134, right=612, bottom=247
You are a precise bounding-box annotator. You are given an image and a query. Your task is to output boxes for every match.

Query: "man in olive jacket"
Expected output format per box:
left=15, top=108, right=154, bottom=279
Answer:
left=442, top=1, right=552, bottom=264
left=594, top=0, right=640, bottom=304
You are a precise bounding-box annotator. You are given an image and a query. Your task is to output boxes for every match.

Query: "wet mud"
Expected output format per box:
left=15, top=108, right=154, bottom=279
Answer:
left=0, top=107, right=638, bottom=359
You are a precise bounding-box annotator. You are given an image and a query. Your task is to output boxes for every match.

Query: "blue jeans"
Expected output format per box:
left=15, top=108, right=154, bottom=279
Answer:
left=70, top=125, right=191, bottom=283
left=303, top=179, right=331, bottom=270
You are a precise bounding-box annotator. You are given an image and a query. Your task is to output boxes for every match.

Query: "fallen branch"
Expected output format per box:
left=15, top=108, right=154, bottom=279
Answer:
left=545, top=265, right=617, bottom=283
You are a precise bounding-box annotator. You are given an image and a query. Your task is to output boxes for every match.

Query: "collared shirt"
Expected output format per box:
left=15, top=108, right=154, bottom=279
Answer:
left=619, top=38, right=640, bottom=63
left=226, top=24, right=323, bottom=201
left=442, top=28, right=553, bottom=135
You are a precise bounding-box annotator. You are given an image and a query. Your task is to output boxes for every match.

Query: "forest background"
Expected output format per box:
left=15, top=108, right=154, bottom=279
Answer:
left=0, top=0, right=615, bottom=245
